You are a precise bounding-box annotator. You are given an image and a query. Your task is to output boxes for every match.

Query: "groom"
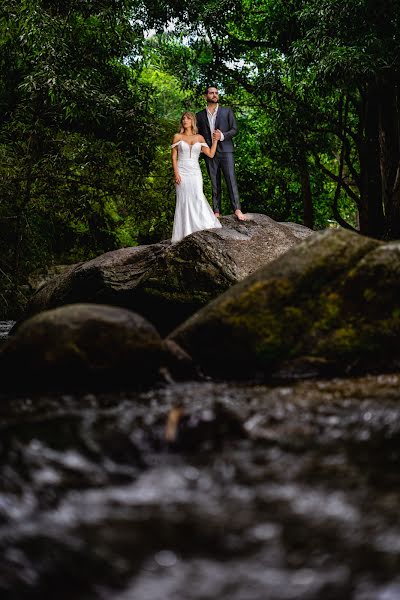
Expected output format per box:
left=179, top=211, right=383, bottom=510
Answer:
left=196, top=86, right=246, bottom=220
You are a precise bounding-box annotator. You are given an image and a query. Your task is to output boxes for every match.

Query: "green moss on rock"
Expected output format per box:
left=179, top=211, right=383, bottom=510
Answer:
left=169, top=228, right=400, bottom=378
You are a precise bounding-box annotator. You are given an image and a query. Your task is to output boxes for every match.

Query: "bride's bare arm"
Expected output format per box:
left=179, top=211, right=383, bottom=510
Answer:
left=199, top=135, right=218, bottom=158
left=171, top=134, right=181, bottom=184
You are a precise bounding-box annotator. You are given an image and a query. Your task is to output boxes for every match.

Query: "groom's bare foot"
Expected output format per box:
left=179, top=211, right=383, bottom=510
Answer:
left=214, top=212, right=221, bottom=218
left=235, top=209, right=247, bottom=221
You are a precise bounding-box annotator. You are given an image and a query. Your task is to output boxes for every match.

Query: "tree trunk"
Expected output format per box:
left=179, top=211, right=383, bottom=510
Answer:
left=379, top=79, right=400, bottom=239
left=358, top=81, right=385, bottom=238
left=14, top=136, right=35, bottom=274
left=298, top=155, right=314, bottom=229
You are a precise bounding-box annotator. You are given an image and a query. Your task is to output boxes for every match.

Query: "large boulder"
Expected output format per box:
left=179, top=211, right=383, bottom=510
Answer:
left=21, top=214, right=311, bottom=334
left=168, top=228, right=400, bottom=379
left=0, top=304, right=187, bottom=390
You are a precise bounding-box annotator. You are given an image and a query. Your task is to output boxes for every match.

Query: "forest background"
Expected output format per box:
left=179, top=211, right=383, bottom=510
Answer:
left=1, top=0, right=400, bottom=319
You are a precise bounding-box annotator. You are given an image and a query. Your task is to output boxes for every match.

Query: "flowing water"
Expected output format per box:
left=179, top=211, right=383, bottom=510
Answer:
left=0, top=369, right=399, bottom=599
left=0, top=321, right=14, bottom=340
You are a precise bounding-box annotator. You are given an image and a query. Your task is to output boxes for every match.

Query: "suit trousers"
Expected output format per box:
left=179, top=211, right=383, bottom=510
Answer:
left=204, top=151, right=240, bottom=213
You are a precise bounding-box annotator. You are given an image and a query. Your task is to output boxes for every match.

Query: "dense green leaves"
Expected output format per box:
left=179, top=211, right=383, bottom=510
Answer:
left=2, top=0, right=400, bottom=318
left=0, top=0, right=156, bottom=317
left=145, top=0, right=400, bottom=238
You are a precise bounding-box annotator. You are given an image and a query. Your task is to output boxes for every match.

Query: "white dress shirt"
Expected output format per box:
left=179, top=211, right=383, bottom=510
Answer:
left=206, top=105, right=225, bottom=141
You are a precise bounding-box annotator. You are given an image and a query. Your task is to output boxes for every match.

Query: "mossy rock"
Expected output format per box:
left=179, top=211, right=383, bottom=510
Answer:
left=19, top=214, right=311, bottom=335
left=1, top=304, right=168, bottom=390
left=168, top=228, right=400, bottom=378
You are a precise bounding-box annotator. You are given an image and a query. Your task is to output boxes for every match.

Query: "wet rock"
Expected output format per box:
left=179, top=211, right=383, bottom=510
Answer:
left=168, top=227, right=398, bottom=379
left=20, top=214, right=311, bottom=335
left=0, top=304, right=167, bottom=390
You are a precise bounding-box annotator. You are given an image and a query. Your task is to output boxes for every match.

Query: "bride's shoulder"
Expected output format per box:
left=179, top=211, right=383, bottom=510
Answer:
left=197, top=135, right=208, bottom=147
left=172, top=133, right=182, bottom=142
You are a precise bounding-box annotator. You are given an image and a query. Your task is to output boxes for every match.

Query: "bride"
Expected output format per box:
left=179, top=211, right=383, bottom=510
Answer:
left=171, top=112, right=222, bottom=243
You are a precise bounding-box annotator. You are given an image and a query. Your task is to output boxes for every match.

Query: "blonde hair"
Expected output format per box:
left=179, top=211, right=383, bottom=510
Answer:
left=179, top=111, right=198, bottom=135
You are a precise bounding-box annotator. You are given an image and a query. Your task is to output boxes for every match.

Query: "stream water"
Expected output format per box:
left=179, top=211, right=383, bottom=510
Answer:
left=0, top=377, right=399, bottom=599
left=0, top=321, right=399, bottom=599
left=0, top=321, right=14, bottom=340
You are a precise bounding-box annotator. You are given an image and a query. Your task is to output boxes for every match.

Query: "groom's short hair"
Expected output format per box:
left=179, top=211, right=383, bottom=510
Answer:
left=205, top=85, right=218, bottom=94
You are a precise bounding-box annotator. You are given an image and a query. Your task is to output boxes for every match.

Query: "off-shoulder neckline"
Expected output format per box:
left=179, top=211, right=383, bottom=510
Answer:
left=176, top=139, right=204, bottom=147
left=171, top=139, right=207, bottom=148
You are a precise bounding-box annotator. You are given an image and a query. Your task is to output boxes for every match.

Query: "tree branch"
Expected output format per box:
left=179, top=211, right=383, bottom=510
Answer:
left=315, top=155, right=361, bottom=207
left=325, top=96, right=359, bottom=232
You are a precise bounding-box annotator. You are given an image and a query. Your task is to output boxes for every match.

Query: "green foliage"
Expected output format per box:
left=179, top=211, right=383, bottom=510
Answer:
left=143, top=0, right=400, bottom=238
left=2, top=0, right=400, bottom=318
left=0, top=0, right=156, bottom=317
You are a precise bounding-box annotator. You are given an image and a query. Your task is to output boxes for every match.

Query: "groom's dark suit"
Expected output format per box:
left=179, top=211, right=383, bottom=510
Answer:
left=196, top=106, right=241, bottom=213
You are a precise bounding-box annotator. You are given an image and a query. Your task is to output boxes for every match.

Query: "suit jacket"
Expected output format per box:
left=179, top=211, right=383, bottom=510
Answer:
left=196, top=106, right=237, bottom=153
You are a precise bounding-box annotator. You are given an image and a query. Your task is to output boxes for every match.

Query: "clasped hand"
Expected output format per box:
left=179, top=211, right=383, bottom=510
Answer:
left=213, top=129, right=222, bottom=141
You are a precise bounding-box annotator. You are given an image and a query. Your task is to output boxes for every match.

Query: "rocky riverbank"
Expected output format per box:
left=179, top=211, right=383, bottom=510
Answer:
left=2, top=222, right=400, bottom=599
left=19, top=214, right=311, bottom=334
left=4, top=226, right=400, bottom=389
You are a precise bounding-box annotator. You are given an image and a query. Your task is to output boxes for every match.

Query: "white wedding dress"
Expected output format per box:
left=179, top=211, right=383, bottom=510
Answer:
left=171, top=140, right=222, bottom=243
